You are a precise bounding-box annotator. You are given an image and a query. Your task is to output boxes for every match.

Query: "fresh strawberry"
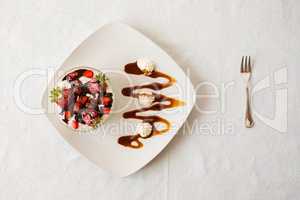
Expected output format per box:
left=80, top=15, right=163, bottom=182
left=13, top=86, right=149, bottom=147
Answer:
left=63, top=88, right=70, bottom=98
left=64, top=111, right=72, bottom=120
left=87, top=79, right=100, bottom=94
left=57, top=98, right=68, bottom=109
left=82, top=112, right=92, bottom=125
left=73, top=86, right=82, bottom=95
left=102, top=107, right=111, bottom=114
left=79, top=96, right=89, bottom=105
left=102, top=96, right=112, bottom=106
left=72, top=120, right=79, bottom=129
left=87, top=108, right=99, bottom=118
left=66, top=71, right=78, bottom=81
left=83, top=70, right=94, bottom=78
left=73, top=101, right=81, bottom=113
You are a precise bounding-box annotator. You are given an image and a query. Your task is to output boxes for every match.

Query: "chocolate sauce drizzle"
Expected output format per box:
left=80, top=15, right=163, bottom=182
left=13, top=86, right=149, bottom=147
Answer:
left=118, top=62, right=185, bottom=149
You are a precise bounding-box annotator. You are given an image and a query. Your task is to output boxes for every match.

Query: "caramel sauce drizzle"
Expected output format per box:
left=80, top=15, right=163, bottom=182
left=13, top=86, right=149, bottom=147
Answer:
left=118, top=62, right=185, bottom=149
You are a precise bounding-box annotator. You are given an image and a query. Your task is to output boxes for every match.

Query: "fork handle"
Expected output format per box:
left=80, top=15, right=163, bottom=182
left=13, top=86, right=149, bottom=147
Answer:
left=245, top=86, right=254, bottom=128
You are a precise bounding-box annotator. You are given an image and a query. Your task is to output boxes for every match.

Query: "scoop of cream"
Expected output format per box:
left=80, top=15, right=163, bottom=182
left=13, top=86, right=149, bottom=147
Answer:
left=137, top=58, right=156, bottom=75
left=135, top=89, right=155, bottom=107
left=136, top=122, right=153, bottom=138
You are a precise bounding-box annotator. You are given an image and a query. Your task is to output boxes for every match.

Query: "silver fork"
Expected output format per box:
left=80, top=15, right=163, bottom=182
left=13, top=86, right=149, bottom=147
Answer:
left=241, top=56, right=254, bottom=128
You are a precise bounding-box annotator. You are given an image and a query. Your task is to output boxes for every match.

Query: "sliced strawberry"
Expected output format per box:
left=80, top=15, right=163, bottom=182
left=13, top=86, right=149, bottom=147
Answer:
left=63, top=88, right=70, bottom=98
left=102, top=96, right=112, bottom=106
left=87, top=108, right=99, bottom=118
left=57, top=98, right=68, bottom=109
left=73, top=87, right=82, bottom=96
left=102, top=107, right=111, bottom=114
left=87, top=79, right=100, bottom=94
left=64, top=111, right=72, bottom=120
left=72, top=120, right=79, bottom=129
left=79, top=96, right=89, bottom=105
left=73, top=102, right=81, bottom=113
left=83, top=70, right=94, bottom=78
left=66, top=71, right=79, bottom=81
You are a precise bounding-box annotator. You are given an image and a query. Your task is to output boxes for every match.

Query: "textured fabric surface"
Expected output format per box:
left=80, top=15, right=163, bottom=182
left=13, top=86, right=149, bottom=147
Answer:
left=0, top=0, right=299, bottom=199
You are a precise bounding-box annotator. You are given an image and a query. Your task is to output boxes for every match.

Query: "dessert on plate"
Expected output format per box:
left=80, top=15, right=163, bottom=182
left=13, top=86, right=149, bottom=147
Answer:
left=118, top=58, right=185, bottom=149
left=49, top=67, right=113, bottom=131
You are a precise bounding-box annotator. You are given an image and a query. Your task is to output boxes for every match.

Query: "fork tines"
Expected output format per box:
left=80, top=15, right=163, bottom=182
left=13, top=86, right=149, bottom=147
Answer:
left=241, top=56, right=252, bottom=73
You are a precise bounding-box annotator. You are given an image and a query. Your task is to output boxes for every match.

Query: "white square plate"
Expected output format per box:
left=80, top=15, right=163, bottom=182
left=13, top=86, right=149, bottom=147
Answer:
left=42, top=22, right=195, bottom=177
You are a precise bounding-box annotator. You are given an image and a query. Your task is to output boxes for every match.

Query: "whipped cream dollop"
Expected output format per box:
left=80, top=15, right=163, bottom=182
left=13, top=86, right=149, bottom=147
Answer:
left=136, top=122, right=153, bottom=138
left=137, top=58, right=156, bottom=75
left=79, top=76, right=91, bottom=84
left=135, top=89, right=155, bottom=107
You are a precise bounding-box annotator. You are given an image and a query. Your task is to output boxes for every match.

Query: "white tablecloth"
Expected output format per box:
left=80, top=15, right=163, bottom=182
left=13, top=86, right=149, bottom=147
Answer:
left=0, top=0, right=299, bottom=199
